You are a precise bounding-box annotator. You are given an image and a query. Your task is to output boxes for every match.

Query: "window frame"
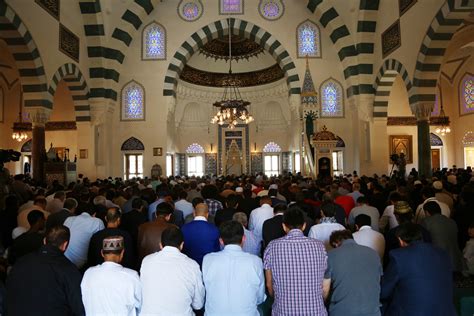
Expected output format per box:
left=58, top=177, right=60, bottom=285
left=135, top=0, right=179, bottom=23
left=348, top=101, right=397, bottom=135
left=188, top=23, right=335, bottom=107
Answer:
left=320, top=77, right=344, bottom=118
left=296, top=19, right=322, bottom=58
left=141, top=21, right=167, bottom=61
left=121, top=80, right=146, bottom=121
left=124, top=153, right=144, bottom=180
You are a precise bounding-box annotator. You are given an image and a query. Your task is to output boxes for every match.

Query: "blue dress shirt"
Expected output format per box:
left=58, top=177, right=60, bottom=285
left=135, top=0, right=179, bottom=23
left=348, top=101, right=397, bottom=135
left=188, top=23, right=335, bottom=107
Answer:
left=202, top=244, right=266, bottom=316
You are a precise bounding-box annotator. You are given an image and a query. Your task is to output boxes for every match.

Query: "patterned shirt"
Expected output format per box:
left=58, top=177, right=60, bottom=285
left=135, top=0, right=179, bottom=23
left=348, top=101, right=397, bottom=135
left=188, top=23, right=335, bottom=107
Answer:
left=205, top=199, right=223, bottom=217
left=264, top=229, right=328, bottom=316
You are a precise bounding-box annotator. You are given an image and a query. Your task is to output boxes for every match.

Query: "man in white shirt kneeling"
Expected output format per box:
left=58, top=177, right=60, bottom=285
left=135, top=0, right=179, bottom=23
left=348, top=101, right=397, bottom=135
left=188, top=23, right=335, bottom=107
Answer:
left=140, top=226, right=205, bottom=316
left=81, top=236, right=142, bottom=316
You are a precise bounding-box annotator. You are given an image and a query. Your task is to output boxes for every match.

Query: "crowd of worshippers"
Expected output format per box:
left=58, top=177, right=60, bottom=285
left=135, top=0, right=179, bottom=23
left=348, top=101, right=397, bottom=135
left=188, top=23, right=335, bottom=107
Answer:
left=0, top=168, right=473, bottom=315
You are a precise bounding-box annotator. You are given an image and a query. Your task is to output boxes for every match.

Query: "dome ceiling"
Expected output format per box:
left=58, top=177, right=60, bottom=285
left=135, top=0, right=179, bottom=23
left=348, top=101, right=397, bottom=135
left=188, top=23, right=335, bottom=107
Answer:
left=180, top=35, right=284, bottom=87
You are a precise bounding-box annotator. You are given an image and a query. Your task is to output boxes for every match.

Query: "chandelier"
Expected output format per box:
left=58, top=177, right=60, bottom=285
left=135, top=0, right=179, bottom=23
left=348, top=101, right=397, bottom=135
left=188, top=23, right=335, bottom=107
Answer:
left=210, top=18, right=254, bottom=129
left=12, top=91, right=28, bottom=142
left=435, top=104, right=451, bottom=136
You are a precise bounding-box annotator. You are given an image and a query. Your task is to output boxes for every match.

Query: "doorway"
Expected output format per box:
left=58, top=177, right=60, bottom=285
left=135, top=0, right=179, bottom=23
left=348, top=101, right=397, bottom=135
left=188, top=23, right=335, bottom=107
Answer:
left=431, top=149, right=441, bottom=171
left=465, top=147, right=474, bottom=168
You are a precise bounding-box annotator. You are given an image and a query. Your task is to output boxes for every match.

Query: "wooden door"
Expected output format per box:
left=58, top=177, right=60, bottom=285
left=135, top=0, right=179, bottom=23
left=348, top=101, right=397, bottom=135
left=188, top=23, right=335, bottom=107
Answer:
left=431, top=149, right=441, bottom=171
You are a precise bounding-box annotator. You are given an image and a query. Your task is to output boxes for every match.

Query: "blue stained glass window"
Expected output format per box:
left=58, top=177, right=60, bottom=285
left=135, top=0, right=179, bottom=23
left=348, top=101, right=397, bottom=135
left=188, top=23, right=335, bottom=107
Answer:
left=122, top=81, right=144, bottom=120
left=297, top=20, right=320, bottom=58
left=462, top=75, right=474, bottom=112
left=259, top=0, right=284, bottom=20
left=143, top=22, right=165, bottom=60
left=186, top=143, right=205, bottom=154
left=321, top=79, right=343, bottom=117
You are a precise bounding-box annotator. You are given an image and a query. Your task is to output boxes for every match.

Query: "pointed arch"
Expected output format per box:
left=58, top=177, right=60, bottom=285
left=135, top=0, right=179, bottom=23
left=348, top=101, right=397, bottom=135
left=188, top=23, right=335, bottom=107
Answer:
left=163, top=18, right=300, bottom=97
left=48, top=63, right=91, bottom=121
left=373, top=59, right=413, bottom=118
left=411, top=0, right=474, bottom=106
left=0, top=2, right=51, bottom=108
left=186, top=143, right=205, bottom=154
left=121, top=80, right=145, bottom=121
left=320, top=78, right=344, bottom=117
left=121, top=137, right=145, bottom=151
left=142, top=21, right=166, bottom=60
left=263, top=142, right=282, bottom=153
left=297, top=19, right=321, bottom=58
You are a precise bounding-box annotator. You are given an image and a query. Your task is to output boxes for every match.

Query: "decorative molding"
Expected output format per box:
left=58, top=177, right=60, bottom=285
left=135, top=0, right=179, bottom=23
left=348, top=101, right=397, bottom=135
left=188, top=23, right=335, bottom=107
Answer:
left=179, top=64, right=284, bottom=88
left=35, top=0, right=59, bottom=20
left=399, top=0, right=417, bottom=16
left=387, top=116, right=451, bottom=126
left=177, top=79, right=288, bottom=104
left=381, top=20, right=401, bottom=58
left=440, top=56, right=470, bottom=85
left=13, top=121, right=77, bottom=131
left=59, top=24, right=80, bottom=62
left=199, top=36, right=264, bottom=61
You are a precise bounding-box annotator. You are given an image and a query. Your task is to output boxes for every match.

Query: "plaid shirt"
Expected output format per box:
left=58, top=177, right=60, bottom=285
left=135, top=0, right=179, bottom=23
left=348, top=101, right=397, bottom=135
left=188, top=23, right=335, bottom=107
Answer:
left=205, top=198, right=223, bottom=217
left=264, top=229, right=328, bottom=316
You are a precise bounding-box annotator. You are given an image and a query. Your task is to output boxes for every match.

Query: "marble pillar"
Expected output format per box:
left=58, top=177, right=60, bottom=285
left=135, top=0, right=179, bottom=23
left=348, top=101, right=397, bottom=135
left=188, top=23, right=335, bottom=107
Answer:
left=412, top=103, right=433, bottom=177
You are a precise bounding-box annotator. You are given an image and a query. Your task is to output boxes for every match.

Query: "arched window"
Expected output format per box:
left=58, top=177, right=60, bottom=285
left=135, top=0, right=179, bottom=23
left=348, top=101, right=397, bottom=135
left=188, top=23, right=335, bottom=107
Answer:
left=121, top=81, right=145, bottom=120
left=121, top=137, right=145, bottom=179
left=297, top=20, right=321, bottom=58
left=320, top=78, right=344, bottom=117
left=460, top=73, right=474, bottom=115
left=186, top=143, right=205, bottom=154
left=263, top=142, right=281, bottom=153
left=142, top=22, right=166, bottom=60
left=263, top=142, right=281, bottom=176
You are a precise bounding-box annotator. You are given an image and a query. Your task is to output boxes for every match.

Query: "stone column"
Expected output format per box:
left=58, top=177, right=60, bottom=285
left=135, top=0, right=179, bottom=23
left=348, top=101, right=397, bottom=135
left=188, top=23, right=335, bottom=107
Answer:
left=412, top=103, right=433, bottom=177
left=28, top=108, right=50, bottom=182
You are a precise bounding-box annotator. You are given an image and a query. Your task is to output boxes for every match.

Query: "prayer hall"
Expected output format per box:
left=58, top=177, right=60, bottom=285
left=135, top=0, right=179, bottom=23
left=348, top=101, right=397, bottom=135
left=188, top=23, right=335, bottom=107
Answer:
left=1, top=0, right=474, bottom=315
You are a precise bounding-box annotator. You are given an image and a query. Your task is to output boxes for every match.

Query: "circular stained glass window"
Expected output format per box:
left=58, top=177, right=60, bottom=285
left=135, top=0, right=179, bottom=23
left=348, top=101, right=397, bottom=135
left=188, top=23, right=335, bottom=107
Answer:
left=178, top=0, right=203, bottom=22
left=259, top=0, right=284, bottom=21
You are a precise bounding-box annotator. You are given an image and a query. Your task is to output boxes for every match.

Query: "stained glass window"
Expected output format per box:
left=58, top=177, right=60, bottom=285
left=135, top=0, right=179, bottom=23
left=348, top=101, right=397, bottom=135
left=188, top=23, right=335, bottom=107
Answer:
left=263, top=142, right=282, bottom=153
left=186, top=143, right=205, bottom=154
left=220, top=0, right=243, bottom=14
left=178, top=0, right=203, bottom=22
left=320, top=79, right=343, bottom=117
left=460, top=74, right=474, bottom=115
left=259, top=0, right=284, bottom=21
left=122, top=81, right=145, bottom=120
left=142, top=22, right=165, bottom=60
left=297, top=20, right=321, bottom=58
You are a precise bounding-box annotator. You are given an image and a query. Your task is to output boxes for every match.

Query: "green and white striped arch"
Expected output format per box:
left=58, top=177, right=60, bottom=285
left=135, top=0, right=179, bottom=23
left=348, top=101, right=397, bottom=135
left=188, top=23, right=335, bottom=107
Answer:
left=0, top=1, right=51, bottom=108
left=373, top=59, right=412, bottom=118
left=411, top=0, right=474, bottom=105
left=48, top=63, right=91, bottom=122
left=163, top=18, right=300, bottom=97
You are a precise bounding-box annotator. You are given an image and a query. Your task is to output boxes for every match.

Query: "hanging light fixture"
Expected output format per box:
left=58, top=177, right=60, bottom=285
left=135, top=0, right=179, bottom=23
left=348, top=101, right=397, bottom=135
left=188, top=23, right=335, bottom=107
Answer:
left=11, top=90, right=28, bottom=142
left=434, top=103, right=451, bottom=136
left=210, top=18, right=254, bottom=129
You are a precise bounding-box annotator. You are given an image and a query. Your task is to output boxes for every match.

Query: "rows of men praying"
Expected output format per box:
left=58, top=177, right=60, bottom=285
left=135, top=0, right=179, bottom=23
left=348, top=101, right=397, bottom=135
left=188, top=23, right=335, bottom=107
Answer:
left=1, top=170, right=473, bottom=315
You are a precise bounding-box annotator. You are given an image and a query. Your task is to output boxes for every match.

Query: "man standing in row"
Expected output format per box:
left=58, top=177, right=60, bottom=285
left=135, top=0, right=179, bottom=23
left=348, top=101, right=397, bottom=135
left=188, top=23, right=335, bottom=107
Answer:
left=81, top=236, right=141, bottom=315
left=203, top=221, right=265, bottom=315
left=264, top=207, right=328, bottom=316
left=140, top=227, right=204, bottom=315
left=6, top=225, right=85, bottom=316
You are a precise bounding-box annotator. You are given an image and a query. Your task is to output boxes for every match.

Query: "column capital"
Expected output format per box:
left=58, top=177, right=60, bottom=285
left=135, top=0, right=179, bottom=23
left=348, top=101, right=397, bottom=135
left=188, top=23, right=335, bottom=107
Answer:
left=26, top=107, right=51, bottom=127
left=411, top=102, right=433, bottom=121
left=90, top=100, right=115, bottom=125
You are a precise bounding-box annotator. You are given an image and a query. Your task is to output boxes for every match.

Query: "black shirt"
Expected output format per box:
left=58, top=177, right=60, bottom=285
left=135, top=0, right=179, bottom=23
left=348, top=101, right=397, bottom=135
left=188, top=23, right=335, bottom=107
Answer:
left=120, top=209, right=147, bottom=246
left=6, top=245, right=85, bottom=316
left=8, top=231, right=44, bottom=265
left=214, top=207, right=239, bottom=227
left=46, top=209, right=73, bottom=231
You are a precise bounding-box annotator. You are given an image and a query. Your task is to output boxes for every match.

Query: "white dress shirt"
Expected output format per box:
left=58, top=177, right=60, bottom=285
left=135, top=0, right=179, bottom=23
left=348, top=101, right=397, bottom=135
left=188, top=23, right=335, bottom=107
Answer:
left=202, top=244, right=265, bottom=316
left=249, top=204, right=274, bottom=242
left=308, top=221, right=345, bottom=251
left=379, top=205, right=398, bottom=232
left=81, top=261, right=141, bottom=316
left=353, top=225, right=385, bottom=260
left=175, top=199, right=194, bottom=218
left=140, top=246, right=205, bottom=316
left=64, top=212, right=105, bottom=268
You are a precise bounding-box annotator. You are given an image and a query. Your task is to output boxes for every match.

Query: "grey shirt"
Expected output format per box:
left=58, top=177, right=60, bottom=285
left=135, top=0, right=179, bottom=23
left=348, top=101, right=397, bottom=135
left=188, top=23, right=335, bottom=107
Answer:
left=325, top=239, right=382, bottom=316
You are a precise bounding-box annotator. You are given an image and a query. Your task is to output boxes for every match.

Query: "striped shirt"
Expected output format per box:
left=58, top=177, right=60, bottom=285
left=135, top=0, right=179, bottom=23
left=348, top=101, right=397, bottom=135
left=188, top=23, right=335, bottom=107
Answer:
left=264, top=229, right=328, bottom=316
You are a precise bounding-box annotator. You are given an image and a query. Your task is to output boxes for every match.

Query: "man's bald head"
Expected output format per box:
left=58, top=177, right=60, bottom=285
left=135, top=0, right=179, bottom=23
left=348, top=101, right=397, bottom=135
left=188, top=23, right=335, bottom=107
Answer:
left=194, top=203, right=209, bottom=217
